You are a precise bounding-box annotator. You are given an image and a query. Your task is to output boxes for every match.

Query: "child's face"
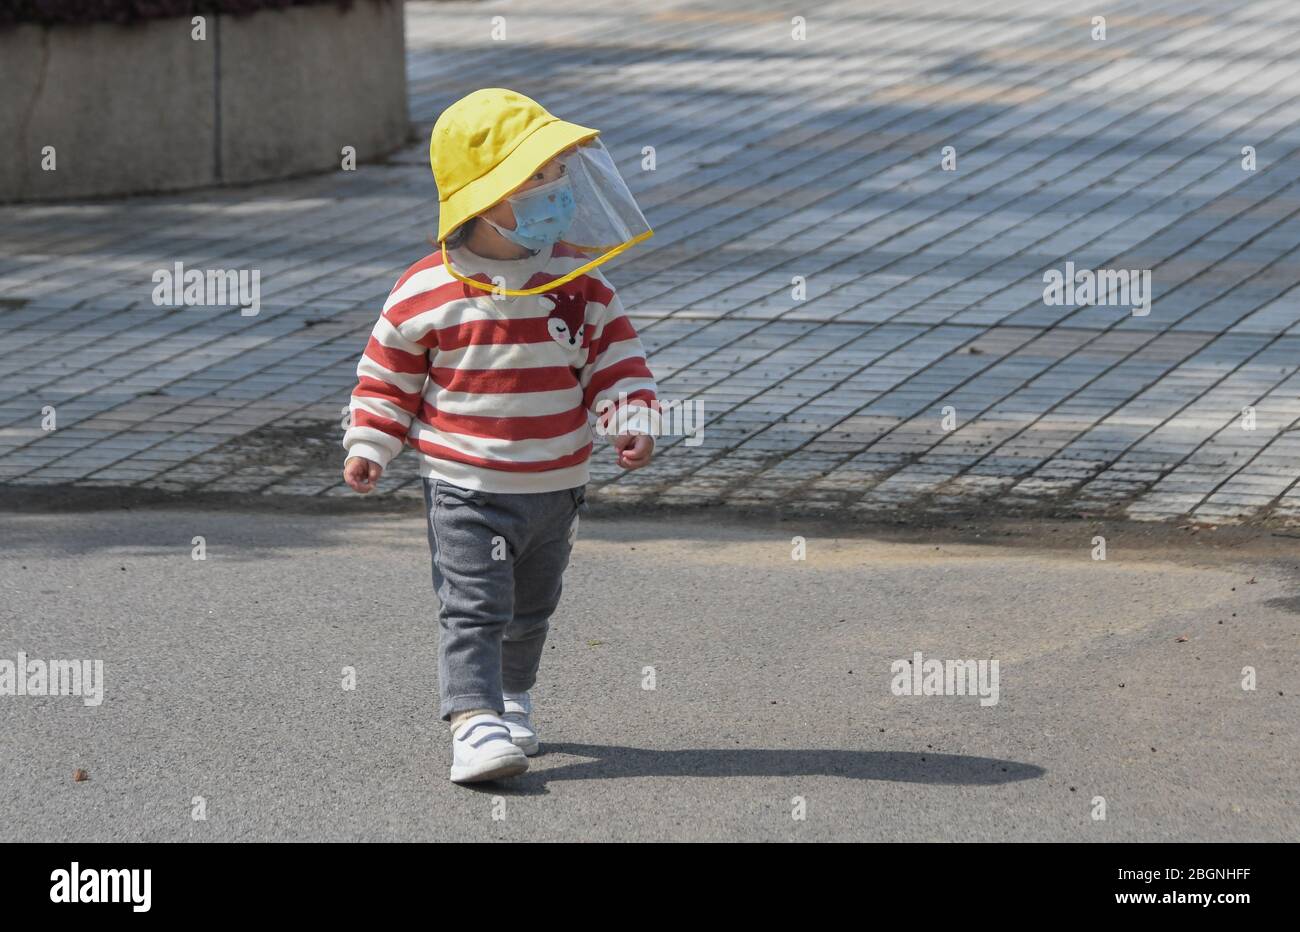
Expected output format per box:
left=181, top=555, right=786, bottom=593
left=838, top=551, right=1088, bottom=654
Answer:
left=480, top=151, right=571, bottom=231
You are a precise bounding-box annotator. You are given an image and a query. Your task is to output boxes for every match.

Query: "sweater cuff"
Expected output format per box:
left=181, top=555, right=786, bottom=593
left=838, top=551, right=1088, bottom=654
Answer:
left=344, top=440, right=395, bottom=470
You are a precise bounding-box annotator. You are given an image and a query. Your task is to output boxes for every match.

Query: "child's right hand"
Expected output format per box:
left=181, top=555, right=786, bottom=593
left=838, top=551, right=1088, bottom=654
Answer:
left=343, top=456, right=384, bottom=494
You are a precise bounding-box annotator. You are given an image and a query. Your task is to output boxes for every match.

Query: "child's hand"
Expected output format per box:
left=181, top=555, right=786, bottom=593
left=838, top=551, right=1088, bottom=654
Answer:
left=343, top=456, right=384, bottom=493
left=613, top=432, right=654, bottom=470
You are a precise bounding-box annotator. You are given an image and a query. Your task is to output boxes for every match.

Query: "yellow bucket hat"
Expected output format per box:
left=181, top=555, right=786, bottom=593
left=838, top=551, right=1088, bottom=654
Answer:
left=431, top=88, right=598, bottom=243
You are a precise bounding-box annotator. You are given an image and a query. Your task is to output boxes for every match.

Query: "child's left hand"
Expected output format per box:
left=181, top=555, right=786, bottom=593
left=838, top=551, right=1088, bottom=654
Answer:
left=614, top=432, right=654, bottom=470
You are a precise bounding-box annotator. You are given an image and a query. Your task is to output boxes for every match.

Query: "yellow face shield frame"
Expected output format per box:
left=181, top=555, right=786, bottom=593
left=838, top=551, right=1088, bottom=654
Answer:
left=441, top=231, right=654, bottom=297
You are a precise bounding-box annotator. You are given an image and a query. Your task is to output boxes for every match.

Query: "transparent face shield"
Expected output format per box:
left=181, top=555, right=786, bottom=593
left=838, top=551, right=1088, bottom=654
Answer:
left=557, top=140, right=652, bottom=256
left=444, top=139, right=653, bottom=296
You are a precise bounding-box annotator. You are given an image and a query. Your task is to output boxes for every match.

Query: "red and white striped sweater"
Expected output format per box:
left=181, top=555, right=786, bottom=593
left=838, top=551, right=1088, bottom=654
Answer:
left=343, top=243, right=657, bottom=492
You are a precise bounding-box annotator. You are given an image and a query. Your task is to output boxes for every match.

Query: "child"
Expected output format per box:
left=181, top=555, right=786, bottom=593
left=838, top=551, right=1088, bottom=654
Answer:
left=341, top=89, right=658, bottom=783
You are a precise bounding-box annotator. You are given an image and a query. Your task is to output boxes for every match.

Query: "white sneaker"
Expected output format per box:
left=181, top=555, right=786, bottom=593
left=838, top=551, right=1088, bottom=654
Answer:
left=502, top=691, right=540, bottom=756
left=449, top=713, right=529, bottom=783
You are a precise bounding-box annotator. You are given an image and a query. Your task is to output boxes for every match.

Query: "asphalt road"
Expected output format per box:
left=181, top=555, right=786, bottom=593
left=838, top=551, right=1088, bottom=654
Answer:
left=1, top=504, right=1296, bottom=841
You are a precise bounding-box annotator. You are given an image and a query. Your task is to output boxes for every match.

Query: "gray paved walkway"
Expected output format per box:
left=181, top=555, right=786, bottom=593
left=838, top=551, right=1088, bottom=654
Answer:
left=3, top=0, right=1300, bottom=524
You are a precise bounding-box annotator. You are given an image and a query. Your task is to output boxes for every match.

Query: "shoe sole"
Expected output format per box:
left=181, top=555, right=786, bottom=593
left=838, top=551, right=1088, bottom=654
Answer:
left=449, top=750, right=529, bottom=784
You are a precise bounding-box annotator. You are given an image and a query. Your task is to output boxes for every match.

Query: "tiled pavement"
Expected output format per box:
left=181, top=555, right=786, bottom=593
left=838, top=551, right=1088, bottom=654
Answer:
left=3, top=0, right=1300, bottom=523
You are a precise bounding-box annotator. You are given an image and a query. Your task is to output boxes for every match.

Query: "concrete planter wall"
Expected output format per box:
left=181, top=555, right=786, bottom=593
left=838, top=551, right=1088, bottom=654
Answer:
left=0, top=0, right=409, bottom=202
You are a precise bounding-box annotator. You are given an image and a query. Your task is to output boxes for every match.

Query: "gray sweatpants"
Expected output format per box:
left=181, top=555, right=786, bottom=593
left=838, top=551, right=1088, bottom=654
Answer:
left=422, top=477, right=583, bottom=721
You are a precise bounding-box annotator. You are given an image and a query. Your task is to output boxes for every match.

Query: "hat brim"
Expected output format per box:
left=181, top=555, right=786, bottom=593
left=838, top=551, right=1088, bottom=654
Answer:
left=436, top=119, right=600, bottom=242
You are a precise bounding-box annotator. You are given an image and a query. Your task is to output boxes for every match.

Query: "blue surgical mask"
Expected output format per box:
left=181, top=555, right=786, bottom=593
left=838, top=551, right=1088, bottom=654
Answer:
left=484, top=176, right=576, bottom=251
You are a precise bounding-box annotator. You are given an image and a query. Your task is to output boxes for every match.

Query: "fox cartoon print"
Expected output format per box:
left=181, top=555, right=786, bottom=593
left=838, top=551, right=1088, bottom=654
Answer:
left=541, top=290, right=588, bottom=367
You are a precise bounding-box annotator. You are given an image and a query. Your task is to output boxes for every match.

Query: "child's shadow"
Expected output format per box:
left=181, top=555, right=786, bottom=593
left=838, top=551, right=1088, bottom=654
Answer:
left=469, top=743, right=1044, bottom=794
